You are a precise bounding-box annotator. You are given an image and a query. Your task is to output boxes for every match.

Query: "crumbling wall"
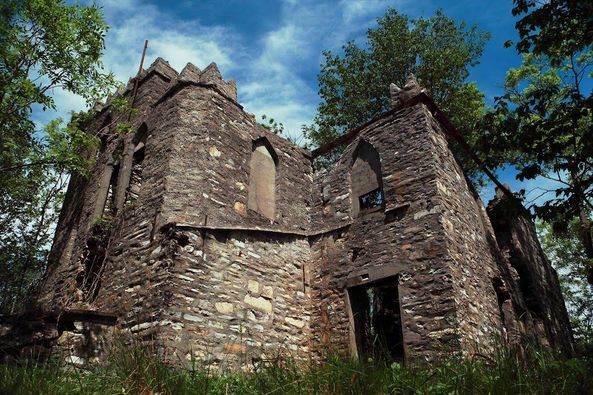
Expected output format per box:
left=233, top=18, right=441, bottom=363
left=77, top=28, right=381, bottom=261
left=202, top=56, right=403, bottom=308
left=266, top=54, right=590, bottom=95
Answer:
left=158, top=80, right=313, bottom=234
left=487, top=193, right=574, bottom=353
left=37, top=58, right=573, bottom=368
left=40, top=59, right=317, bottom=364
left=40, top=58, right=180, bottom=348
left=136, top=72, right=315, bottom=366
left=0, top=310, right=117, bottom=365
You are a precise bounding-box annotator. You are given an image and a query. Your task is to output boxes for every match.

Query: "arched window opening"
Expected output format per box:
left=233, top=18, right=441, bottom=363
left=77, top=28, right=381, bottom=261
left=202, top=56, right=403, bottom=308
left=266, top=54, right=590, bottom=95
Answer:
left=97, top=135, right=109, bottom=160
left=351, top=141, right=384, bottom=217
left=103, top=163, right=119, bottom=217
left=126, top=124, right=148, bottom=205
left=247, top=138, right=277, bottom=220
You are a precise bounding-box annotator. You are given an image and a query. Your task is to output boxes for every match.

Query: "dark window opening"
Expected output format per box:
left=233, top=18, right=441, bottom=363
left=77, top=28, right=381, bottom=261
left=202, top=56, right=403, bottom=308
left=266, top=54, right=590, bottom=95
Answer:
left=76, top=235, right=107, bottom=303
left=351, top=141, right=384, bottom=217
left=384, top=203, right=410, bottom=224
left=126, top=145, right=145, bottom=204
left=359, top=188, right=384, bottom=212
left=511, top=258, right=544, bottom=319
left=103, top=164, right=120, bottom=217
left=124, top=125, right=148, bottom=207
left=348, top=277, right=404, bottom=363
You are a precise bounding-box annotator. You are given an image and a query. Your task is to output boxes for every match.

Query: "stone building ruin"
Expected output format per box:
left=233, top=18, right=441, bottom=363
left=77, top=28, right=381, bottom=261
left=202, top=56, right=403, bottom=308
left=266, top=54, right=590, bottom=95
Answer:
left=2, top=58, right=573, bottom=367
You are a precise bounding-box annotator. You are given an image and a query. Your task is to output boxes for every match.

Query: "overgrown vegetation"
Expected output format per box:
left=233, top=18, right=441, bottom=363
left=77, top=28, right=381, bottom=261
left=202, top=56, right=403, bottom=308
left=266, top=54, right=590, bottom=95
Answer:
left=1, top=344, right=591, bottom=395
left=483, top=0, right=593, bottom=285
left=539, top=220, right=593, bottom=348
left=0, top=0, right=117, bottom=314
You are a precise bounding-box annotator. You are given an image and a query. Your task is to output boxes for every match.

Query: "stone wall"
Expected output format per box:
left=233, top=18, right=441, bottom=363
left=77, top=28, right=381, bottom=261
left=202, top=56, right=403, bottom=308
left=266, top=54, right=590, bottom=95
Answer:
left=154, top=227, right=311, bottom=369
left=487, top=192, right=574, bottom=352
left=159, top=83, right=313, bottom=234
left=309, top=105, right=470, bottom=361
left=40, top=58, right=179, bottom=314
left=33, top=59, right=573, bottom=367
left=426, top=115, right=503, bottom=353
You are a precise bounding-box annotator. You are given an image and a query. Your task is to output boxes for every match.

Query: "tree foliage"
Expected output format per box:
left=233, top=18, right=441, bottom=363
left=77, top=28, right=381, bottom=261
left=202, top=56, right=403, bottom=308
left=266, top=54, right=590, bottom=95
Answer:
left=539, top=220, right=593, bottom=346
left=0, top=0, right=116, bottom=313
left=486, top=0, right=593, bottom=284
left=512, top=0, right=593, bottom=59
left=259, top=114, right=285, bottom=136
left=305, top=9, right=489, bottom=175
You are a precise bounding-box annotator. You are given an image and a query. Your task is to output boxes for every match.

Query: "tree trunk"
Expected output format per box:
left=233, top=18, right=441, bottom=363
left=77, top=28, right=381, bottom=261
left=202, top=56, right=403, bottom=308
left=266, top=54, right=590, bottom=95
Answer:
left=578, top=206, right=593, bottom=285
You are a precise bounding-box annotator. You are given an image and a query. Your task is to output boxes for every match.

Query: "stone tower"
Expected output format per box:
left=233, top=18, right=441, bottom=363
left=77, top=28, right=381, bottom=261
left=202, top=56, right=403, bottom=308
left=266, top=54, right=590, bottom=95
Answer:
left=17, top=58, right=572, bottom=367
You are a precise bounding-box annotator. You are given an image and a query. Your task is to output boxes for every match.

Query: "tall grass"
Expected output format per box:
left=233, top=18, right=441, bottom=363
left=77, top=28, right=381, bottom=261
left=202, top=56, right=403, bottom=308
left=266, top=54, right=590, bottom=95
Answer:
left=1, top=343, right=591, bottom=394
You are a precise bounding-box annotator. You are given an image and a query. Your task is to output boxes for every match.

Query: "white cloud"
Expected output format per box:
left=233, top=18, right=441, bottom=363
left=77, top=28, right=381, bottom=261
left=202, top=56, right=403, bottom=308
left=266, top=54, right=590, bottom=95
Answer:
left=37, top=0, right=239, bottom=127
left=101, top=1, right=237, bottom=82
left=340, top=0, right=389, bottom=23
left=237, top=0, right=391, bottom=139
left=33, top=0, right=422, bottom=142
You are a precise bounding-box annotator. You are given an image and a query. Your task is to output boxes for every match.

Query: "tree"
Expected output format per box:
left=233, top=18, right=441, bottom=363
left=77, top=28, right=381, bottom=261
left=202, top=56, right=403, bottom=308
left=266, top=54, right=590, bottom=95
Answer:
left=539, top=221, right=593, bottom=347
left=512, top=0, right=593, bottom=59
left=484, top=1, right=593, bottom=285
left=0, top=0, right=116, bottom=313
left=259, top=114, right=285, bottom=136
left=305, top=9, right=489, bottom=175
left=486, top=51, right=593, bottom=282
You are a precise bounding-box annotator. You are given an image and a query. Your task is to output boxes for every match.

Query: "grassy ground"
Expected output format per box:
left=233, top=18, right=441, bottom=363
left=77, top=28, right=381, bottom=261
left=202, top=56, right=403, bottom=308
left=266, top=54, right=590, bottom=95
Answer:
left=1, top=345, right=591, bottom=394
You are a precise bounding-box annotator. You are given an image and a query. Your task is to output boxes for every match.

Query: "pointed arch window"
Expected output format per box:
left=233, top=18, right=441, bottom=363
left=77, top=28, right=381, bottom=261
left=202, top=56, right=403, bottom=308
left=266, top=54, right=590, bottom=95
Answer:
left=248, top=138, right=278, bottom=220
left=126, top=124, right=148, bottom=204
left=351, top=141, right=384, bottom=216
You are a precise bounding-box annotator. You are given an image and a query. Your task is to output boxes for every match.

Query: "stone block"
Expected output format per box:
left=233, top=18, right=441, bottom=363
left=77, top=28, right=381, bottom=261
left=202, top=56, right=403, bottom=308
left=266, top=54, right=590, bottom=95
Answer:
left=208, top=146, right=221, bottom=158
left=261, top=285, right=274, bottom=299
left=285, top=317, right=305, bottom=328
left=234, top=202, right=247, bottom=216
left=215, top=302, right=234, bottom=314
left=224, top=342, right=247, bottom=353
left=247, top=280, right=260, bottom=295
left=244, top=295, right=272, bottom=313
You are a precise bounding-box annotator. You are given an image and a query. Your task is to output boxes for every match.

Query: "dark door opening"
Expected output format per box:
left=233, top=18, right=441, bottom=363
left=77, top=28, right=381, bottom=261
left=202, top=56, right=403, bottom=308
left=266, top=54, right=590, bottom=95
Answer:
left=348, top=277, right=404, bottom=362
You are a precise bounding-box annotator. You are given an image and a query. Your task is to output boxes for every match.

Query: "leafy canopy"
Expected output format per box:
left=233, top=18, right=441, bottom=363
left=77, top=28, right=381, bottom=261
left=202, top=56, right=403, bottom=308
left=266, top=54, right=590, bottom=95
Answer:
left=512, top=0, right=593, bottom=59
left=305, top=8, right=489, bottom=176
left=483, top=51, right=593, bottom=218
left=539, top=220, right=593, bottom=346
left=487, top=0, right=593, bottom=284
left=0, top=0, right=117, bottom=313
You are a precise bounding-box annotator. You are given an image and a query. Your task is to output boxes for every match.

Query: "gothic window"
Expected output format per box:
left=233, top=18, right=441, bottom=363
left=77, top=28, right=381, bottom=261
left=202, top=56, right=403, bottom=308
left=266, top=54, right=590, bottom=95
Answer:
left=104, top=163, right=119, bottom=216
left=247, top=138, right=278, bottom=220
left=126, top=124, right=147, bottom=204
left=351, top=141, right=384, bottom=216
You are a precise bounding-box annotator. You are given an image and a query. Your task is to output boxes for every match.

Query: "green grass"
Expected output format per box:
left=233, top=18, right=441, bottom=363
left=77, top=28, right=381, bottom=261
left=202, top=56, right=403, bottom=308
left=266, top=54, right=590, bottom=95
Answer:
left=1, top=345, right=591, bottom=395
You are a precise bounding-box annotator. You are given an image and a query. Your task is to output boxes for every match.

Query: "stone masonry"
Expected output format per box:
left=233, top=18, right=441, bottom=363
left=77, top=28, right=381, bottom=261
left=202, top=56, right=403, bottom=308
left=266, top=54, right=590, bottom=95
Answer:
left=9, top=58, right=572, bottom=368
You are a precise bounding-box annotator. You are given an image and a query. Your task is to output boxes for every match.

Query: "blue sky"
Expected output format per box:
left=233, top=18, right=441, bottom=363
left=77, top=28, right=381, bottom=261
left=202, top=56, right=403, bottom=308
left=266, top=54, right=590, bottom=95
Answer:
left=38, top=0, right=560, bottom=203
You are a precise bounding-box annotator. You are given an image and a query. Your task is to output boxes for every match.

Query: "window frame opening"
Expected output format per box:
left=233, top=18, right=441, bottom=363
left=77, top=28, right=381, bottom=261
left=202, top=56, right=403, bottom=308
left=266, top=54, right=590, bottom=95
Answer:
left=350, top=140, right=385, bottom=217
left=358, top=187, right=385, bottom=214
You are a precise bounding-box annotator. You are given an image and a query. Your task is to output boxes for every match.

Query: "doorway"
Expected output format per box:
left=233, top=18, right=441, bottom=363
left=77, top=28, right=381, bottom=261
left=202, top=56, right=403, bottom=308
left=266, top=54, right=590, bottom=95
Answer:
left=348, top=277, right=404, bottom=362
